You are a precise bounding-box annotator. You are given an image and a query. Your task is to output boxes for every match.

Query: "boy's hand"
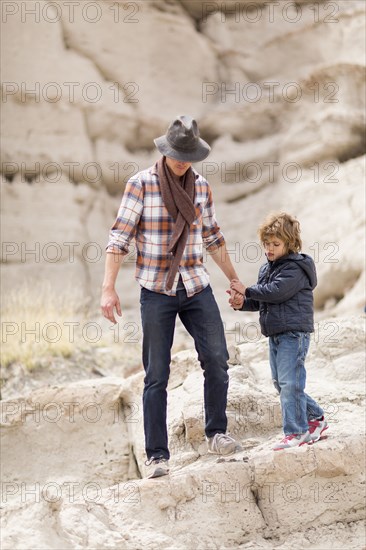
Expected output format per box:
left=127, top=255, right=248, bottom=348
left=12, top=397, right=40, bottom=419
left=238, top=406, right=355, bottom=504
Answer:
left=230, top=278, right=246, bottom=295
left=226, top=289, right=244, bottom=310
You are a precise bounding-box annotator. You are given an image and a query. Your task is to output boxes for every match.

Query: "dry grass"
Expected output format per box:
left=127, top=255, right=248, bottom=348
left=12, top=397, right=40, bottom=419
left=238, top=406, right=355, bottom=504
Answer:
left=0, top=282, right=110, bottom=370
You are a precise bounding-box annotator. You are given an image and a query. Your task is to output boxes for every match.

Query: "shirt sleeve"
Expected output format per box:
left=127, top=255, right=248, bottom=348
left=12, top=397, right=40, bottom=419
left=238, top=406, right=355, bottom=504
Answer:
left=202, top=184, right=225, bottom=251
left=241, top=298, right=260, bottom=311
left=106, top=175, right=144, bottom=255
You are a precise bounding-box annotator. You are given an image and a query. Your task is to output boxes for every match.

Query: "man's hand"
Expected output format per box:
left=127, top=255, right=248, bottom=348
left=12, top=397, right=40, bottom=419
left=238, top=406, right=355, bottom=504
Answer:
left=226, top=289, right=244, bottom=310
left=101, top=287, right=122, bottom=324
left=230, top=278, right=246, bottom=295
left=226, top=278, right=246, bottom=310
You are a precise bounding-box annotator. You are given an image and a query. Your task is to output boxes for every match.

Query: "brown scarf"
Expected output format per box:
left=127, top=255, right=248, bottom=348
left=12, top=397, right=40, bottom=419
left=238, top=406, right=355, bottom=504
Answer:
left=157, top=156, right=196, bottom=291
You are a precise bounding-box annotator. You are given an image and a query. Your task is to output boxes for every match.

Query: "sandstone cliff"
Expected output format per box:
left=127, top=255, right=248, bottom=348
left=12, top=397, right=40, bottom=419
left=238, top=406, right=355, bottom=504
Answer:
left=1, top=1, right=365, bottom=548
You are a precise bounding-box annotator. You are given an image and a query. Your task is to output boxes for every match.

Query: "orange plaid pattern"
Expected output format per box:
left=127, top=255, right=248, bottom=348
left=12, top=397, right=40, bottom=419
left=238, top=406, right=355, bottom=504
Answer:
left=106, top=164, right=225, bottom=297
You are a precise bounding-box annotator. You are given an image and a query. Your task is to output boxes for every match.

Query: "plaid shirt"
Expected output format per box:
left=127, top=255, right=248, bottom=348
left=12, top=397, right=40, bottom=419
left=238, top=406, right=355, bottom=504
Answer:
left=106, top=163, right=226, bottom=297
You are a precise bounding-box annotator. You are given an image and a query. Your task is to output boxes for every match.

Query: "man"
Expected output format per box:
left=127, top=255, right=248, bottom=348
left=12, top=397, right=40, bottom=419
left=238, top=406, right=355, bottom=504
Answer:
left=101, top=115, right=241, bottom=479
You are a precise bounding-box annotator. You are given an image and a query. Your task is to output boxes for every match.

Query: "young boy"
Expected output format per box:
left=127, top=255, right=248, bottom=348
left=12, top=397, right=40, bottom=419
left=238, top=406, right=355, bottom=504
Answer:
left=230, top=212, right=328, bottom=450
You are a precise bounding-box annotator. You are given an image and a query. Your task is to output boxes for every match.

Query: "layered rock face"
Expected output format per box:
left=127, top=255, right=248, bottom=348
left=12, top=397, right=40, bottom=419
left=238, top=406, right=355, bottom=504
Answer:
left=1, top=0, right=365, bottom=315
left=1, top=1, right=365, bottom=548
left=1, top=319, right=365, bottom=548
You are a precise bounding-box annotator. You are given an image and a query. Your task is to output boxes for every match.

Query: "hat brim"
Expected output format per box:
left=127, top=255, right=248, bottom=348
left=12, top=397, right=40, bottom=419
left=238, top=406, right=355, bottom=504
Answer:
left=154, top=135, right=211, bottom=162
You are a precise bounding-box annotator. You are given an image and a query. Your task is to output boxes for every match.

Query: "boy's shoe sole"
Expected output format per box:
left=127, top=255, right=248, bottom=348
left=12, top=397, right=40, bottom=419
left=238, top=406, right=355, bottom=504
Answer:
left=274, top=440, right=313, bottom=451
left=310, top=434, right=329, bottom=444
left=274, top=433, right=329, bottom=451
left=273, top=430, right=313, bottom=451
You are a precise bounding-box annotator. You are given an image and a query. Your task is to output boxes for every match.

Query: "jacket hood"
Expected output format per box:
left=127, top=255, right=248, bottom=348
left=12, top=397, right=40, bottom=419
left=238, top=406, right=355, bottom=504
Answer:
left=275, top=253, right=317, bottom=289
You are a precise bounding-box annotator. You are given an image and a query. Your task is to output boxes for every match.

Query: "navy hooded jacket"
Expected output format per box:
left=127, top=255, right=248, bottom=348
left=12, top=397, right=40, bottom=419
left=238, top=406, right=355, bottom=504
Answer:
left=241, top=253, right=317, bottom=337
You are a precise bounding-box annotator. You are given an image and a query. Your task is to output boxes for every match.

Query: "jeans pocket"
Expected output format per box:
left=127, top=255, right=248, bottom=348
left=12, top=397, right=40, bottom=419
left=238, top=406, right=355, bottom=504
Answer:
left=288, top=330, right=302, bottom=338
left=140, top=286, right=152, bottom=305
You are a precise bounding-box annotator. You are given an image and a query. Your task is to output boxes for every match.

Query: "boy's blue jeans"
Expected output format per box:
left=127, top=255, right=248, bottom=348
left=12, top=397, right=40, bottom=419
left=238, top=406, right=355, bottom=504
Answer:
left=140, top=285, right=229, bottom=460
left=269, top=331, right=324, bottom=435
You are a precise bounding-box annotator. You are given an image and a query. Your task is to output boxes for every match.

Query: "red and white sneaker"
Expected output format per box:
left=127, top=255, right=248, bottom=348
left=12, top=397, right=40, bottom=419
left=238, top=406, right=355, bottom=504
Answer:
left=273, top=431, right=312, bottom=451
left=308, top=416, right=328, bottom=442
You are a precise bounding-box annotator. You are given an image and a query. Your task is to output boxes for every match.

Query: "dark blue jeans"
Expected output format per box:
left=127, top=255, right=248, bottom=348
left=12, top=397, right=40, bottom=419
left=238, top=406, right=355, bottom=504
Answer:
left=269, top=331, right=324, bottom=435
left=140, top=284, right=229, bottom=460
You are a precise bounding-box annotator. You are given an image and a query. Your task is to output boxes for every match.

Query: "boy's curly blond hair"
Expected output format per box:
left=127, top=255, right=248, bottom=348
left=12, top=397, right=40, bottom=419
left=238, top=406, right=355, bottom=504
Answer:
left=258, top=212, right=302, bottom=253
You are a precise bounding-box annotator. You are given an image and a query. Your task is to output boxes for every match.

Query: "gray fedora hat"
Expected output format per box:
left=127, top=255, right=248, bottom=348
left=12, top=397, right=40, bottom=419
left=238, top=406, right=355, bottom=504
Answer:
left=154, top=115, right=211, bottom=162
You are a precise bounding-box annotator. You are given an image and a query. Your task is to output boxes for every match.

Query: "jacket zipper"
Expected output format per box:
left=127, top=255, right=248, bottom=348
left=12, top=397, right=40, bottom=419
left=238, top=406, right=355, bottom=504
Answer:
left=263, top=263, right=272, bottom=335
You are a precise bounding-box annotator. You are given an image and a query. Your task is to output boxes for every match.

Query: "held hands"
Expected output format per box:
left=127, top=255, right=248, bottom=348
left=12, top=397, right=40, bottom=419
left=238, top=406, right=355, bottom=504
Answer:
left=227, top=278, right=246, bottom=310
left=231, top=278, right=245, bottom=295
left=101, top=288, right=122, bottom=324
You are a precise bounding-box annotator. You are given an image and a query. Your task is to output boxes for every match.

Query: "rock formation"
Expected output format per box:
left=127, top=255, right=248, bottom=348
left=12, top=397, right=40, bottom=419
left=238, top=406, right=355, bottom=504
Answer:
left=1, top=0, right=365, bottom=317
left=1, top=319, right=365, bottom=548
left=1, top=0, right=365, bottom=547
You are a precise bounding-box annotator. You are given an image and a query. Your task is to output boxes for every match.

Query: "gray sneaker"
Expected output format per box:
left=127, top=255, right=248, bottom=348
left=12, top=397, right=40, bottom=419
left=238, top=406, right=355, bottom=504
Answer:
left=207, top=433, right=242, bottom=456
left=144, top=457, right=169, bottom=479
left=273, top=430, right=312, bottom=451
